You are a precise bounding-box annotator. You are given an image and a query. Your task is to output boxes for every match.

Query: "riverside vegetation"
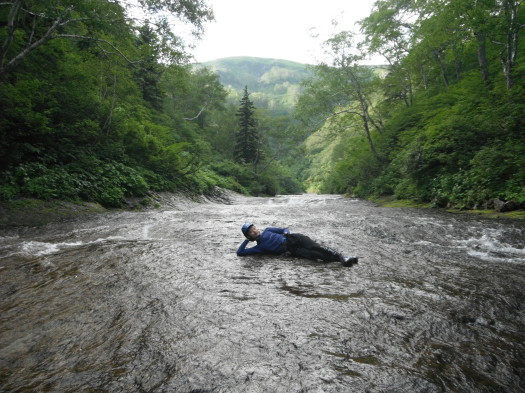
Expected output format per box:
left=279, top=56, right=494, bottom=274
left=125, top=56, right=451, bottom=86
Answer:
left=0, top=0, right=523, bottom=216
left=296, top=1, right=524, bottom=212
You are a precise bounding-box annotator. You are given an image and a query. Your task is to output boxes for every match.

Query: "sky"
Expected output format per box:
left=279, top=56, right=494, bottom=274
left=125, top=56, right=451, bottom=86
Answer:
left=188, top=0, right=380, bottom=65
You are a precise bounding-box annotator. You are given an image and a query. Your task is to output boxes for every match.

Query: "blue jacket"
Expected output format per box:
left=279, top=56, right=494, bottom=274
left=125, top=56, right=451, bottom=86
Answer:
left=236, top=227, right=290, bottom=256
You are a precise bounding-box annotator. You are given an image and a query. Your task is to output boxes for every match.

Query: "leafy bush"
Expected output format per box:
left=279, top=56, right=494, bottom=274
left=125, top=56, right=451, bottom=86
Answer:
left=100, top=187, right=127, bottom=207
left=277, top=167, right=304, bottom=194
left=1, top=159, right=152, bottom=207
left=0, top=172, right=17, bottom=200
left=207, top=159, right=303, bottom=196
left=24, top=168, right=81, bottom=200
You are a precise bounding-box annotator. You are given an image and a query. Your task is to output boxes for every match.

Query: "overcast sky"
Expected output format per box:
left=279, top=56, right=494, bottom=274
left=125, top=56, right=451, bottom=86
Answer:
left=189, top=0, right=380, bottom=65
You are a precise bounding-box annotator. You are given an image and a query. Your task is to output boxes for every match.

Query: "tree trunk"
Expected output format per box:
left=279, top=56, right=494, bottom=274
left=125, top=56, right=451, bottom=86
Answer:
left=496, top=0, right=521, bottom=90
left=433, top=50, right=449, bottom=87
left=405, top=70, right=413, bottom=107
left=475, top=32, right=490, bottom=83
left=0, top=0, right=23, bottom=75
left=361, top=114, right=380, bottom=162
left=419, top=63, right=428, bottom=90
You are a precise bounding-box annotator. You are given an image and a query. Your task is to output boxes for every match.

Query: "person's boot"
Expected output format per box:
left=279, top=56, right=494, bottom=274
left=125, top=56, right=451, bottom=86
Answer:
left=341, top=256, right=358, bottom=267
left=319, top=245, right=346, bottom=263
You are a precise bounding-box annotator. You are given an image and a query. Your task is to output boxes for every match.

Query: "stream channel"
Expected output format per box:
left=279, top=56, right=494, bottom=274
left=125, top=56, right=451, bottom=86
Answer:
left=1, top=193, right=524, bottom=392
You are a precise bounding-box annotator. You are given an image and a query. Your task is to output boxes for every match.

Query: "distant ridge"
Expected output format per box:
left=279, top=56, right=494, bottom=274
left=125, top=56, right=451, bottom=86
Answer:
left=194, top=56, right=313, bottom=113
left=193, top=56, right=388, bottom=114
left=195, top=56, right=312, bottom=88
left=197, top=55, right=312, bottom=66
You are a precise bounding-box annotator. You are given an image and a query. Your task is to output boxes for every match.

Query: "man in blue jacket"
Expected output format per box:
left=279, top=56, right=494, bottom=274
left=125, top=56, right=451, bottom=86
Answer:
left=236, top=223, right=358, bottom=267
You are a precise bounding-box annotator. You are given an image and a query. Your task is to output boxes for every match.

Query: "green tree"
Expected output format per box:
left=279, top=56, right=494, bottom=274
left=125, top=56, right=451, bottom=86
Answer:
left=234, top=86, right=260, bottom=169
left=0, top=0, right=214, bottom=78
left=297, top=0, right=524, bottom=208
left=297, top=31, right=385, bottom=161
left=134, top=23, right=165, bottom=111
left=0, top=0, right=226, bottom=205
left=360, top=0, right=523, bottom=91
left=359, top=0, right=415, bottom=104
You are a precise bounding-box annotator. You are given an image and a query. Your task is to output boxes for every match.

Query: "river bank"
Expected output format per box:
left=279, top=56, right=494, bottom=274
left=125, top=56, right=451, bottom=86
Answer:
left=372, top=197, right=525, bottom=220
left=0, top=199, right=107, bottom=228
left=0, top=188, right=237, bottom=228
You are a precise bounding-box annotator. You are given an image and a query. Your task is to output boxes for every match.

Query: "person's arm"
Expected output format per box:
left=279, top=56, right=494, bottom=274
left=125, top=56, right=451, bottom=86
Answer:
left=236, top=239, right=264, bottom=256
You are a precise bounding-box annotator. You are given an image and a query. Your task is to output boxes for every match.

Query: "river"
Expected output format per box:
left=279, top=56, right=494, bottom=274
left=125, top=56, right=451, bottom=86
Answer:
left=1, top=193, right=524, bottom=392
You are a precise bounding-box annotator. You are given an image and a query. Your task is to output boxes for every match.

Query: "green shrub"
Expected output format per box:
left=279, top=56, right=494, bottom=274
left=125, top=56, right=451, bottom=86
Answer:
left=97, top=187, right=125, bottom=208
left=394, top=178, right=422, bottom=201
left=23, top=168, right=80, bottom=200
left=4, top=159, right=154, bottom=207
left=0, top=171, right=18, bottom=200
left=0, top=183, right=17, bottom=200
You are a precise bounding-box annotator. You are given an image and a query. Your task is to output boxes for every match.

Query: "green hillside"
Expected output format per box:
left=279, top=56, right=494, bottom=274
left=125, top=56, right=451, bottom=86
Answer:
left=195, top=56, right=313, bottom=113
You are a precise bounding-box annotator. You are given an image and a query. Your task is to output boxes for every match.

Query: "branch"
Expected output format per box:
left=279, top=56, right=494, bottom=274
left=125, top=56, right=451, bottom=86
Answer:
left=257, top=148, right=282, bottom=174
left=332, top=108, right=364, bottom=118
left=178, top=155, right=201, bottom=176
left=0, top=2, right=137, bottom=77
left=55, top=35, right=139, bottom=64
left=0, top=5, right=93, bottom=76
left=0, top=0, right=23, bottom=70
left=1, top=17, right=63, bottom=76
left=183, top=104, right=208, bottom=121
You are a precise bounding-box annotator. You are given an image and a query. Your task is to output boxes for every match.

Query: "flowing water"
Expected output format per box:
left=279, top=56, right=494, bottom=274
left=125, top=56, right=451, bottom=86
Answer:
left=1, top=193, right=524, bottom=393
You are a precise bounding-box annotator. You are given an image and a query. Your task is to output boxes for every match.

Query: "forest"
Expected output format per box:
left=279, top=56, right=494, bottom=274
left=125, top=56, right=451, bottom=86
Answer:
left=297, top=0, right=524, bottom=211
left=1, top=0, right=524, bottom=212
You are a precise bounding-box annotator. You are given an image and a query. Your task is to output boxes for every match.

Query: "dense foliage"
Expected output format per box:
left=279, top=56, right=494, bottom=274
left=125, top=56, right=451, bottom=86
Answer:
left=2, top=0, right=522, bottom=211
left=296, top=0, right=524, bottom=210
left=0, top=1, right=303, bottom=207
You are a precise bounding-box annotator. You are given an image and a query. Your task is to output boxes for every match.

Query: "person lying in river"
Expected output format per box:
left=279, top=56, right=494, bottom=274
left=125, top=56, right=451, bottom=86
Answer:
left=236, top=223, right=358, bottom=267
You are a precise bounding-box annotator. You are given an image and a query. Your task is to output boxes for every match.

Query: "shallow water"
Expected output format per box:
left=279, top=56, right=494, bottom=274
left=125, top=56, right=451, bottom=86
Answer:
left=1, top=194, right=524, bottom=392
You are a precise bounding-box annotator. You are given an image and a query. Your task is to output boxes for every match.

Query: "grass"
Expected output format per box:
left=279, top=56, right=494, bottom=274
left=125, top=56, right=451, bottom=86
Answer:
left=370, top=196, right=432, bottom=209
left=370, top=196, right=525, bottom=220
left=447, top=208, right=525, bottom=220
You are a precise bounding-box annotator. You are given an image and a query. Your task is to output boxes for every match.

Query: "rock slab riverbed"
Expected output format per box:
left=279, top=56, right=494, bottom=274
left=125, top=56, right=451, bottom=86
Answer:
left=1, top=193, right=524, bottom=392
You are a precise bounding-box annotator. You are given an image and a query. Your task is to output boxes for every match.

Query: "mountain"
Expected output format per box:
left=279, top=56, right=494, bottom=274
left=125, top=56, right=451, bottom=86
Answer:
left=194, top=56, right=313, bottom=114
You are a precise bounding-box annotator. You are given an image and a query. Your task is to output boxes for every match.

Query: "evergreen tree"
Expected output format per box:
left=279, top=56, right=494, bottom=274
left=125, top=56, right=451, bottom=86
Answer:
left=134, top=23, right=164, bottom=111
left=234, top=86, right=260, bottom=167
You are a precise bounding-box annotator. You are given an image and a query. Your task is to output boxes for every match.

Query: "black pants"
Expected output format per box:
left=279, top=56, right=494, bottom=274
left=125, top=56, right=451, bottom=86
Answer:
left=285, top=233, right=343, bottom=263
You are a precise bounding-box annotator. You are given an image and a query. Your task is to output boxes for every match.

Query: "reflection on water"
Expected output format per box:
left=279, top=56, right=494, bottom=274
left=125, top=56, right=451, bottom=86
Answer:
left=1, top=194, right=524, bottom=392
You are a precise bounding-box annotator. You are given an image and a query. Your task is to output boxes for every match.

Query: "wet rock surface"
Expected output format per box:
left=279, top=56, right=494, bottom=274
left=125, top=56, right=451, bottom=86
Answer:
left=1, top=194, right=524, bottom=392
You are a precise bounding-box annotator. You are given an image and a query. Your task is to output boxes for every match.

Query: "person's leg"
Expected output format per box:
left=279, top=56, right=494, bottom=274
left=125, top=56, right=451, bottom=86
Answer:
left=289, top=246, right=326, bottom=261
left=309, top=243, right=343, bottom=262
left=287, top=233, right=343, bottom=262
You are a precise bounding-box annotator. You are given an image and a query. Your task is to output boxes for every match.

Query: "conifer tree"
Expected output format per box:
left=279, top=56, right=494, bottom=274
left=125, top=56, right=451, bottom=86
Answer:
left=234, top=86, right=260, bottom=168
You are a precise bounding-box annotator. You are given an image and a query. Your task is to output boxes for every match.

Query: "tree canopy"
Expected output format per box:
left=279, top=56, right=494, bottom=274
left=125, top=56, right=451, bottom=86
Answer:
left=0, top=0, right=523, bottom=211
left=0, top=1, right=303, bottom=205
left=296, top=0, right=524, bottom=210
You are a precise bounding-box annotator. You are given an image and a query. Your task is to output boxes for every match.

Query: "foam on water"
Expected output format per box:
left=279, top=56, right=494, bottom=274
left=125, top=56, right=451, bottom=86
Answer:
left=21, top=241, right=85, bottom=256
left=455, top=228, right=525, bottom=264
left=3, top=236, right=128, bottom=258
